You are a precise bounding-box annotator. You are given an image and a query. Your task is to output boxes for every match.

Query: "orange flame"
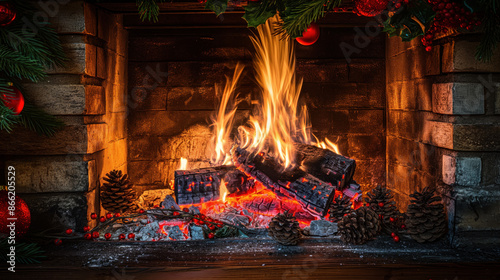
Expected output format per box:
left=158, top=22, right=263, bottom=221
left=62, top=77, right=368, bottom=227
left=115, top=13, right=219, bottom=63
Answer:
left=178, top=157, right=188, bottom=170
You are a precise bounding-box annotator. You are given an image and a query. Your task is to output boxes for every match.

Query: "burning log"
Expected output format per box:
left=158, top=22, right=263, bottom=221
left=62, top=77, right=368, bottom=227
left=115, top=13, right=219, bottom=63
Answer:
left=174, top=166, right=254, bottom=205
left=295, top=143, right=356, bottom=190
left=174, top=166, right=231, bottom=205
left=231, top=146, right=338, bottom=217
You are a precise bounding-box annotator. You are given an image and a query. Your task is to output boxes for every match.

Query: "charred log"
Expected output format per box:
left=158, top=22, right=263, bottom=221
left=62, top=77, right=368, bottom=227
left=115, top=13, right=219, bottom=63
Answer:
left=232, top=146, right=337, bottom=217
left=295, top=143, right=356, bottom=190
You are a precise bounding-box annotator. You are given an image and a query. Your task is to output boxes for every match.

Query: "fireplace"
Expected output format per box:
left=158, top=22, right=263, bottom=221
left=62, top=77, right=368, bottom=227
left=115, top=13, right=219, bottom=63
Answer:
left=1, top=0, right=500, bottom=248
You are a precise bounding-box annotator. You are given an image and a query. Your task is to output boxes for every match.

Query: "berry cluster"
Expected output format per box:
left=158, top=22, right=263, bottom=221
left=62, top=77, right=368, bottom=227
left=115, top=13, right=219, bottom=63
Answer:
left=191, top=212, right=224, bottom=239
left=423, top=0, right=481, bottom=51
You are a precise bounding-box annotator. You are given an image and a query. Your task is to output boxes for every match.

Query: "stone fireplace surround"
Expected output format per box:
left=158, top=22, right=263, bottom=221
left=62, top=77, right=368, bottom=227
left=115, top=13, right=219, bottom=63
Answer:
left=0, top=1, right=499, bottom=247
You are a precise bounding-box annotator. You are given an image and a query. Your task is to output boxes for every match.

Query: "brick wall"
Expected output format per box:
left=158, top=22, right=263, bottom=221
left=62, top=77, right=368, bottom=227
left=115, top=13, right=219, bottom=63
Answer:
left=386, top=35, right=500, bottom=245
left=126, top=13, right=386, bottom=197
left=0, top=1, right=128, bottom=230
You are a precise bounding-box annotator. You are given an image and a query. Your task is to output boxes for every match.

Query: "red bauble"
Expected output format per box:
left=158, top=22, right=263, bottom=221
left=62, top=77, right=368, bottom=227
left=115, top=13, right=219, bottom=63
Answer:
left=0, top=190, right=31, bottom=239
left=354, top=0, right=389, bottom=17
left=1, top=86, right=24, bottom=115
left=296, top=22, right=320, bottom=46
left=378, top=202, right=384, bottom=207
left=106, top=213, right=113, bottom=219
left=83, top=226, right=90, bottom=232
left=114, top=213, right=120, bottom=217
left=393, top=235, right=400, bottom=242
left=128, top=233, right=135, bottom=239
left=90, top=213, right=97, bottom=219
left=99, top=216, right=106, bottom=223
left=139, top=209, right=145, bottom=214
left=0, top=3, right=16, bottom=27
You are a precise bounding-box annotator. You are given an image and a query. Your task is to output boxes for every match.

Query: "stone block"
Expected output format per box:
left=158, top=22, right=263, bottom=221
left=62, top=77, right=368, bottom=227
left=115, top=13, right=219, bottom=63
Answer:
left=102, top=139, right=128, bottom=173
left=159, top=124, right=213, bottom=161
left=442, top=155, right=481, bottom=186
left=128, top=161, right=161, bottom=185
left=353, top=159, right=385, bottom=188
left=347, top=135, right=385, bottom=160
left=432, top=83, right=485, bottom=115
left=111, top=82, right=128, bottom=113
left=129, top=137, right=159, bottom=161
left=87, top=123, right=107, bottom=154
left=49, top=1, right=85, bottom=33
left=96, top=47, right=107, bottom=79
left=24, top=84, right=85, bottom=115
left=106, top=112, right=127, bottom=141
left=131, top=87, right=167, bottom=111
left=84, top=2, right=97, bottom=36
left=0, top=124, right=88, bottom=155
left=348, top=109, right=384, bottom=134
left=5, top=157, right=89, bottom=193
left=453, top=124, right=500, bottom=151
left=423, top=120, right=454, bottom=149
left=45, top=36, right=86, bottom=75
left=348, top=59, right=385, bottom=83
left=167, top=61, right=249, bottom=87
left=129, top=62, right=169, bottom=89
left=85, top=43, right=97, bottom=77
left=443, top=40, right=500, bottom=73
left=85, top=85, right=105, bottom=115
left=296, top=59, right=348, bottom=83
left=167, top=87, right=216, bottom=111
left=22, top=192, right=88, bottom=233
left=494, top=83, right=500, bottom=115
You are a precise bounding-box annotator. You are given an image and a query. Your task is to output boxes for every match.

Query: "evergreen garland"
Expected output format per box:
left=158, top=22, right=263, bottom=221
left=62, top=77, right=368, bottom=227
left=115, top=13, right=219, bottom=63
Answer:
left=0, top=0, right=66, bottom=136
left=0, top=238, right=46, bottom=264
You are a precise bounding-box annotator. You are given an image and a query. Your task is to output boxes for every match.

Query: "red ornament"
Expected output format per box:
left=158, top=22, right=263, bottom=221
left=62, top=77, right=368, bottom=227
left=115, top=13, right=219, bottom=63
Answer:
left=389, top=217, right=395, bottom=223
left=92, top=231, right=99, bottom=239
left=208, top=233, right=215, bottom=239
left=1, top=85, right=24, bottom=115
left=106, top=213, right=113, bottom=219
left=378, top=202, right=384, bottom=207
left=354, top=0, right=389, bottom=17
left=114, top=213, right=120, bottom=217
left=393, top=235, right=400, bottom=242
left=119, top=233, right=126, bottom=240
left=0, top=190, right=31, bottom=239
left=99, top=216, right=106, bottom=223
left=128, top=233, right=135, bottom=240
left=104, top=233, right=112, bottom=240
left=54, top=239, right=62, bottom=246
left=65, top=228, right=73, bottom=235
left=401, top=224, right=406, bottom=230
left=84, top=233, right=92, bottom=240
left=0, top=3, right=16, bottom=27
left=296, top=22, right=320, bottom=46
left=90, top=213, right=97, bottom=219
left=391, top=232, right=396, bottom=238
left=173, top=211, right=180, bottom=216
left=83, top=226, right=90, bottom=232
left=182, top=208, right=189, bottom=213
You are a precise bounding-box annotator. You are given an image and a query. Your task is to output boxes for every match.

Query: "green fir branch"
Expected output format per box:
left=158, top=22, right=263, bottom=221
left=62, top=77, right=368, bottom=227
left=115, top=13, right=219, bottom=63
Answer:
left=0, top=238, right=46, bottom=265
left=0, top=45, right=46, bottom=82
left=136, top=0, right=165, bottom=22
left=18, top=103, right=64, bottom=137
left=0, top=104, right=18, bottom=133
left=475, top=0, right=500, bottom=62
left=278, top=0, right=336, bottom=39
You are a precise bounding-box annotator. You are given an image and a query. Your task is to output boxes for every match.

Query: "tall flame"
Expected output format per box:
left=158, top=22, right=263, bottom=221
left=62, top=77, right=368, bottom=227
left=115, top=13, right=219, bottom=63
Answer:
left=211, top=16, right=339, bottom=170
left=179, top=157, right=188, bottom=170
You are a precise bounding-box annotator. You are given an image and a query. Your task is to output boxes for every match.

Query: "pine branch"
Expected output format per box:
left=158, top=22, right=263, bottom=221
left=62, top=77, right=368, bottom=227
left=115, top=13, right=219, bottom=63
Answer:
left=0, top=238, right=46, bottom=265
left=0, top=45, right=46, bottom=82
left=475, top=0, right=500, bottom=62
left=18, top=103, right=64, bottom=137
left=0, top=104, right=18, bottom=133
left=137, top=0, right=165, bottom=22
left=277, top=0, right=342, bottom=39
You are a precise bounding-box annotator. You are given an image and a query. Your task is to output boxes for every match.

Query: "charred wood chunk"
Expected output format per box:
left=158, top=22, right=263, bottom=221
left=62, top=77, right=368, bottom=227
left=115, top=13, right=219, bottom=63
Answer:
left=223, top=169, right=255, bottom=196
left=295, top=143, right=356, bottom=190
left=174, top=166, right=234, bottom=205
left=232, top=146, right=337, bottom=217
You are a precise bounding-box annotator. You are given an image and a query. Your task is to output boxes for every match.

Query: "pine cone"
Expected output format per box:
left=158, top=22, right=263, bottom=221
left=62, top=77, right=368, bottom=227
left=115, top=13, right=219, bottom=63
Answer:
left=338, top=207, right=380, bottom=245
left=329, top=195, right=353, bottom=222
left=406, top=187, right=447, bottom=243
left=100, top=170, right=137, bottom=213
left=268, top=211, right=302, bottom=246
left=366, top=185, right=399, bottom=230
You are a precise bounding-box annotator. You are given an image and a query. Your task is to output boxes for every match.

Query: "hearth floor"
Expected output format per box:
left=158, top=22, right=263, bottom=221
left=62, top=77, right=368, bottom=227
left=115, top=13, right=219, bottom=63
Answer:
left=2, top=235, right=500, bottom=279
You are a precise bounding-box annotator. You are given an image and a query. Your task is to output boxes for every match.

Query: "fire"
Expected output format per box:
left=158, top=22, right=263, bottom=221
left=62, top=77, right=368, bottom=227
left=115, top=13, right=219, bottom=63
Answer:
left=210, top=15, right=340, bottom=172
left=220, top=179, right=228, bottom=202
left=178, top=157, right=188, bottom=170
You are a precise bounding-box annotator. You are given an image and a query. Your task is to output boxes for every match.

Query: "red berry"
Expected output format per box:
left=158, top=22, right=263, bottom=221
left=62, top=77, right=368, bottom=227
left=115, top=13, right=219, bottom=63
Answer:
left=378, top=202, right=384, bottom=207
left=389, top=217, right=395, bottom=223
left=65, top=228, right=73, bottom=235
left=401, top=224, right=406, bottom=230
left=106, top=213, right=113, bottom=219
left=425, top=46, right=433, bottom=52
left=119, top=234, right=126, bottom=240
left=92, top=231, right=99, bottom=239
left=393, top=235, right=400, bottom=242
left=173, top=211, right=180, bottom=216
left=208, top=233, right=215, bottom=239
left=91, top=213, right=97, bottom=219
left=99, top=216, right=106, bottom=223
left=84, top=226, right=90, bottom=232
left=114, top=213, right=120, bottom=217
left=154, top=205, right=159, bottom=208
left=105, top=233, right=112, bottom=240
left=395, top=2, right=401, bottom=9
left=84, top=233, right=92, bottom=240
left=365, top=203, right=370, bottom=207
left=391, top=232, right=396, bottom=237
left=128, top=233, right=135, bottom=239
left=54, top=239, right=62, bottom=246
left=379, top=214, right=384, bottom=220
left=183, top=207, right=190, bottom=213
left=139, top=209, right=145, bottom=214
